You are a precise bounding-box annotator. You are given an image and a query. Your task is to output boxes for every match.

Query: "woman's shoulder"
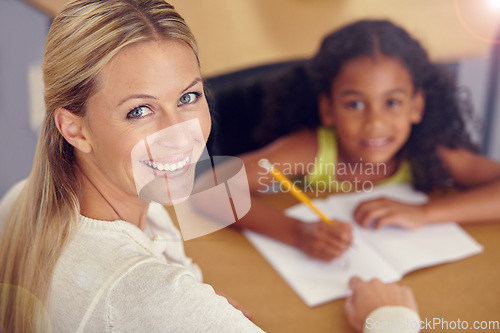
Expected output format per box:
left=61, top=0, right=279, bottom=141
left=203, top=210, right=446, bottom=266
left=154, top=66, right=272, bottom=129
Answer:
left=48, top=253, right=205, bottom=332
left=52, top=217, right=187, bottom=285
left=51, top=208, right=187, bottom=287
left=48, top=222, right=206, bottom=329
left=106, top=262, right=263, bottom=332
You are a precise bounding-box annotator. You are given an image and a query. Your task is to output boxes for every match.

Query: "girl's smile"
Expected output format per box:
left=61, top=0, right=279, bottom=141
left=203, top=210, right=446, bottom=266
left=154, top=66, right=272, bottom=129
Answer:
left=361, top=137, right=393, bottom=149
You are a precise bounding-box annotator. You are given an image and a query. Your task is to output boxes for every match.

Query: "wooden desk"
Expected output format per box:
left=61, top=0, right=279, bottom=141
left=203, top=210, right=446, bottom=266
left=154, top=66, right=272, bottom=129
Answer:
left=170, top=194, right=500, bottom=333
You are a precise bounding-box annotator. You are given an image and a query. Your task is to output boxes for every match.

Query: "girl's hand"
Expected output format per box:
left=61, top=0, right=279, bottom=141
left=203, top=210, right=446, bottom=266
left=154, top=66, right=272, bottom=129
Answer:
left=345, top=277, right=418, bottom=332
left=296, top=221, right=352, bottom=261
left=353, top=198, right=428, bottom=229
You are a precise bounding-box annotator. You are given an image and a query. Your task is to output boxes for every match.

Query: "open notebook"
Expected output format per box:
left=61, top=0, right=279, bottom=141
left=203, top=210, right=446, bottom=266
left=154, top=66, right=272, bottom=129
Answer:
left=244, top=183, right=483, bottom=307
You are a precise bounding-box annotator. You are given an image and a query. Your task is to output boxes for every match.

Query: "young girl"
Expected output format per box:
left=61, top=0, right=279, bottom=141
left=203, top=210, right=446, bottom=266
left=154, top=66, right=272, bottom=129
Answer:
left=236, top=20, right=500, bottom=261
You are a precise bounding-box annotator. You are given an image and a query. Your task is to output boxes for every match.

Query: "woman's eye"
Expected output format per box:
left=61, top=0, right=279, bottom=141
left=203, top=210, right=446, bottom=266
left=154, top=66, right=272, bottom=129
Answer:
left=127, top=106, right=152, bottom=119
left=346, top=101, right=364, bottom=110
left=178, top=92, right=200, bottom=106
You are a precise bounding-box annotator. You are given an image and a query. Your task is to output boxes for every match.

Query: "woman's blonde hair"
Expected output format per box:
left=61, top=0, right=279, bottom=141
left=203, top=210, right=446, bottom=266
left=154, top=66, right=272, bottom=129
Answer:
left=0, top=0, right=198, bottom=331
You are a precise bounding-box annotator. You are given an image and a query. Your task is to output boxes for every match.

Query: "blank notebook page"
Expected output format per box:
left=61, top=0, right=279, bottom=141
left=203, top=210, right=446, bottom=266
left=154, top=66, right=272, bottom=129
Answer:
left=244, top=183, right=483, bottom=307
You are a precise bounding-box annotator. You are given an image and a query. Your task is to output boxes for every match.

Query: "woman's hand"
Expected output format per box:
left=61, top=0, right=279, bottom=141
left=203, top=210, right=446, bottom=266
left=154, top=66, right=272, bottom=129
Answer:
left=345, top=277, right=418, bottom=332
left=353, top=198, right=428, bottom=229
left=296, top=220, right=352, bottom=261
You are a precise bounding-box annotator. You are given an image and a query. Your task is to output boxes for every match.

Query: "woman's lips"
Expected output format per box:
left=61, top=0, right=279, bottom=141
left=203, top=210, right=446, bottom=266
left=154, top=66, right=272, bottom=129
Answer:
left=143, top=155, right=189, bottom=172
left=140, top=150, right=193, bottom=178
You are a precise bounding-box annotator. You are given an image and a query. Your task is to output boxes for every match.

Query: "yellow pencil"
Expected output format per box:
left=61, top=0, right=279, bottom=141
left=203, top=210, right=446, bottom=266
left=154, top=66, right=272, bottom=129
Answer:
left=259, top=159, right=335, bottom=225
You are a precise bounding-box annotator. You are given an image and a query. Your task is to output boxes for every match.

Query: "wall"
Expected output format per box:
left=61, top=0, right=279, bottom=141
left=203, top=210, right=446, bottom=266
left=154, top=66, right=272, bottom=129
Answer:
left=169, top=0, right=500, bottom=77
left=26, top=0, right=500, bottom=76
left=0, top=0, right=49, bottom=197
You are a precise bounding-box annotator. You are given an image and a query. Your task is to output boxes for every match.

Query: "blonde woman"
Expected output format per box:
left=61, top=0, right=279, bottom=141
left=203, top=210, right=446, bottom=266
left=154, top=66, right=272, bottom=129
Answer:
left=0, top=0, right=263, bottom=331
left=0, top=0, right=419, bottom=332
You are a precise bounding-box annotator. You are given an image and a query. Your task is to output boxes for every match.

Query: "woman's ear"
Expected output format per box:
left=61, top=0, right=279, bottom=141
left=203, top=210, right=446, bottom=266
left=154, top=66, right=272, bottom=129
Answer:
left=54, top=108, right=92, bottom=153
left=410, top=89, right=425, bottom=124
left=318, top=94, right=336, bottom=127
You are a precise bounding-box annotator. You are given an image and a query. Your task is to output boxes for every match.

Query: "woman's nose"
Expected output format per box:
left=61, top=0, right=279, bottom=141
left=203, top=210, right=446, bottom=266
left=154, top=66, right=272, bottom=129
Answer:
left=155, top=120, right=191, bottom=149
left=148, top=110, right=191, bottom=148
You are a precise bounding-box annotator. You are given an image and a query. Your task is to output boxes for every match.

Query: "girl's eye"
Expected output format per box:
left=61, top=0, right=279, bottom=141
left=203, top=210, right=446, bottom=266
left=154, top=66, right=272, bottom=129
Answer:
left=346, top=101, right=365, bottom=110
left=386, top=99, right=401, bottom=108
left=178, top=92, right=200, bottom=106
left=127, top=106, right=153, bottom=119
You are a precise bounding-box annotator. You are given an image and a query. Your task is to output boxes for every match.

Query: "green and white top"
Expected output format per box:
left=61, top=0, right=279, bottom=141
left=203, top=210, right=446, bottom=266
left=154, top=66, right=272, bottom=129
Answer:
left=305, top=127, right=413, bottom=192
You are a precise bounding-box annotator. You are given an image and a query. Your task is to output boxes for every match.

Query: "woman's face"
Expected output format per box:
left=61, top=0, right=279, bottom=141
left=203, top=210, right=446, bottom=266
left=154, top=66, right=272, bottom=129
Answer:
left=80, top=40, right=210, bottom=204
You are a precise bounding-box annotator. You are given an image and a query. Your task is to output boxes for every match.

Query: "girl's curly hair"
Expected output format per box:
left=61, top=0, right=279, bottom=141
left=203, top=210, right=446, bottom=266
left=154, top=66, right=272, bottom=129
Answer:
left=256, top=19, right=478, bottom=192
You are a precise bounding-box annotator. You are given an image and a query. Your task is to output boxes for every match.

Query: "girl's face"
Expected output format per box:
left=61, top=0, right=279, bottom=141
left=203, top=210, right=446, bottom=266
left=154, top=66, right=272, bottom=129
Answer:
left=77, top=40, right=210, bottom=204
left=319, top=55, right=424, bottom=165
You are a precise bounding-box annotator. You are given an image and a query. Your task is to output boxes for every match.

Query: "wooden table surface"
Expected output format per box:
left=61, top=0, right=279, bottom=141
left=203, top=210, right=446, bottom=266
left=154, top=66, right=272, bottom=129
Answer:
left=169, top=193, right=500, bottom=333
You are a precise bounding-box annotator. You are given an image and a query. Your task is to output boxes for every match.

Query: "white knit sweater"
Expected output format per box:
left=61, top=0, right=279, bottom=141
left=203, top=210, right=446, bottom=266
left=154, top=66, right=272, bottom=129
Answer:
left=46, top=202, right=263, bottom=332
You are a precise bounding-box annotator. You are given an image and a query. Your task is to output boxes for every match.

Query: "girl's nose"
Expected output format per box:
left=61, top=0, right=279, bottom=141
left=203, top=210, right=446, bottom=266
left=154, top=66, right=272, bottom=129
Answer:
left=364, top=109, right=386, bottom=131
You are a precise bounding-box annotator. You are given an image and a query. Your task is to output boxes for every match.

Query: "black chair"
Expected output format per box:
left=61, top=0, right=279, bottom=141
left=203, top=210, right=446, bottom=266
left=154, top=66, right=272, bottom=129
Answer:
left=204, top=59, right=308, bottom=157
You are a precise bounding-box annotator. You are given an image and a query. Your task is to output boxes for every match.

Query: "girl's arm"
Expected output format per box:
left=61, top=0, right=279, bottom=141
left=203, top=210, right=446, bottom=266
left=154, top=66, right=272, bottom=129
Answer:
left=421, top=146, right=500, bottom=222
left=235, top=130, right=353, bottom=260
left=354, top=147, right=500, bottom=228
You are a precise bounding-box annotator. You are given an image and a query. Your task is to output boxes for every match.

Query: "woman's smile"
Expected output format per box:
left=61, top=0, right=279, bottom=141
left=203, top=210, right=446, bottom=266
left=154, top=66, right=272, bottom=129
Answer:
left=140, top=150, right=192, bottom=177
